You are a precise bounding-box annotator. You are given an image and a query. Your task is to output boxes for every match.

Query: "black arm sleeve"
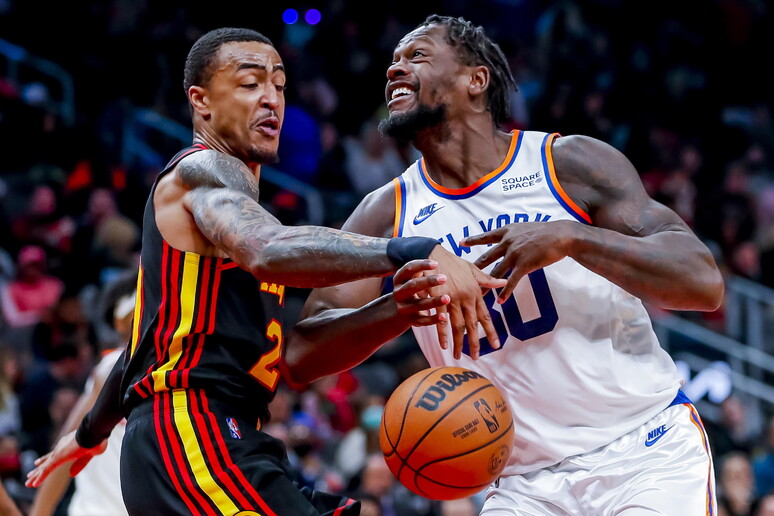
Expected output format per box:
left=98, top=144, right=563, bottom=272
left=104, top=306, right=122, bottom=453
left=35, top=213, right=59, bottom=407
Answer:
left=74, top=350, right=127, bottom=449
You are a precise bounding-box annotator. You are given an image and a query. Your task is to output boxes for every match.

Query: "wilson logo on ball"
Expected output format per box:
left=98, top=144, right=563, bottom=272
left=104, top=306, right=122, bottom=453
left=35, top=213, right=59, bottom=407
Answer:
left=414, top=371, right=485, bottom=411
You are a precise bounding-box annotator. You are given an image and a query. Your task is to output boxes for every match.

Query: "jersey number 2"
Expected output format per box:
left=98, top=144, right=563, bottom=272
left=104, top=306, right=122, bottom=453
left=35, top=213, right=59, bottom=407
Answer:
left=249, top=318, right=283, bottom=391
left=462, top=269, right=558, bottom=357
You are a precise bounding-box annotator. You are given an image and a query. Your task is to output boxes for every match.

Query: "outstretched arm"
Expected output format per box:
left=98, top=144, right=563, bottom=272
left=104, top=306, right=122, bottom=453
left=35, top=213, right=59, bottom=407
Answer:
left=28, top=351, right=123, bottom=515
left=464, top=135, right=723, bottom=310
left=287, top=259, right=449, bottom=385
left=178, top=150, right=418, bottom=287
left=26, top=351, right=125, bottom=488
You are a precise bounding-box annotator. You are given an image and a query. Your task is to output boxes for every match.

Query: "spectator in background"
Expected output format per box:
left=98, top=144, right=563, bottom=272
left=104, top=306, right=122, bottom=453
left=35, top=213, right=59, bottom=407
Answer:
left=343, top=119, right=411, bottom=197
left=28, top=293, right=95, bottom=371
left=90, top=214, right=139, bottom=285
left=704, top=395, right=756, bottom=463
left=696, top=159, right=759, bottom=279
left=17, top=342, right=84, bottom=456
left=756, top=493, right=774, bottom=516
left=439, top=497, right=478, bottom=516
left=717, top=451, right=758, bottom=516
left=349, top=491, right=382, bottom=516
left=10, top=185, right=74, bottom=260
left=0, top=247, right=64, bottom=330
left=334, top=395, right=384, bottom=484
left=354, top=453, right=434, bottom=516
left=65, top=188, right=123, bottom=289
left=754, top=416, right=774, bottom=499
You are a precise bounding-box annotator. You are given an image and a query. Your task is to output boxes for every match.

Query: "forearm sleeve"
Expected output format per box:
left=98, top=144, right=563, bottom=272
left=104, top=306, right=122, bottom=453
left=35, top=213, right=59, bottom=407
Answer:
left=74, top=350, right=126, bottom=449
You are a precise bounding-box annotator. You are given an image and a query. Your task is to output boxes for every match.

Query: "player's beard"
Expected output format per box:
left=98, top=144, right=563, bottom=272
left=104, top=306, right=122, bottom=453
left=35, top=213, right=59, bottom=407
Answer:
left=378, top=103, right=447, bottom=144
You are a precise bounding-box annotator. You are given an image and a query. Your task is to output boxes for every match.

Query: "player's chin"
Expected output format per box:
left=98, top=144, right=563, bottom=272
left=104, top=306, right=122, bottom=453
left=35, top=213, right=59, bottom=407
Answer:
left=248, top=144, right=279, bottom=165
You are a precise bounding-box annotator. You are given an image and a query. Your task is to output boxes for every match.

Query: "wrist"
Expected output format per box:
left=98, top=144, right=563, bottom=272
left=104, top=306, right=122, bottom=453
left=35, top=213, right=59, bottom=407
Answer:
left=75, top=420, right=102, bottom=449
left=386, top=237, right=439, bottom=268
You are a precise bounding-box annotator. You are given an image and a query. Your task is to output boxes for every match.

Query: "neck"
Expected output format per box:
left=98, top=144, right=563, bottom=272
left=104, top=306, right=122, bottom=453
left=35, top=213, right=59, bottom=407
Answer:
left=413, top=123, right=513, bottom=189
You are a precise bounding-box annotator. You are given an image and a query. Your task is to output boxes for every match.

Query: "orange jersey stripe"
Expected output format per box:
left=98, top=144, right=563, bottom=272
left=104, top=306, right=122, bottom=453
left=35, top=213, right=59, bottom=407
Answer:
left=393, top=177, right=403, bottom=237
left=419, top=130, right=520, bottom=196
left=543, top=134, right=592, bottom=224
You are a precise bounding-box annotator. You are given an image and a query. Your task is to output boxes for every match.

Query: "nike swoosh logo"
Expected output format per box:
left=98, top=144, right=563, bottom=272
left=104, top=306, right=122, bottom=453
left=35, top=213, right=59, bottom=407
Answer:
left=413, top=206, right=444, bottom=225
left=644, top=425, right=675, bottom=447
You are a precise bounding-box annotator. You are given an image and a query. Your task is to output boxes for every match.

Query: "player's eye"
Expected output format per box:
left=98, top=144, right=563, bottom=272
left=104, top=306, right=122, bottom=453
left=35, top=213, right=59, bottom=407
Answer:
left=241, top=84, right=258, bottom=89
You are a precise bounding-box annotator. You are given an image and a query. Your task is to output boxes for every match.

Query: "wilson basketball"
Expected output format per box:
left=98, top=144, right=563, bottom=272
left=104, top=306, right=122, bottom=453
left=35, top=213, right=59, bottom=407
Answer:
left=379, top=366, right=514, bottom=500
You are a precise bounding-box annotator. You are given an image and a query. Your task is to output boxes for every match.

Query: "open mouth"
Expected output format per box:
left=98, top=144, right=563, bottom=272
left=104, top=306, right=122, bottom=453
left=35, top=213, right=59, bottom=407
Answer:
left=388, top=84, right=416, bottom=107
left=256, top=118, right=279, bottom=130
left=254, top=116, right=280, bottom=136
left=391, top=86, right=415, bottom=100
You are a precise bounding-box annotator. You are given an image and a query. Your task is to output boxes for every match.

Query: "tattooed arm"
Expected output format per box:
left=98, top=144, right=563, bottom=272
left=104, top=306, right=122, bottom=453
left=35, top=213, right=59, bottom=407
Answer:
left=177, top=150, right=399, bottom=287
left=463, top=135, right=724, bottom=310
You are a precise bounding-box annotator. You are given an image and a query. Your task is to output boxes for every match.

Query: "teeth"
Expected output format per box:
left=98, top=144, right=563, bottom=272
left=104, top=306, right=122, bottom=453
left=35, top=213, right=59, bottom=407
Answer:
left=391, top=87, right=414, bottom=100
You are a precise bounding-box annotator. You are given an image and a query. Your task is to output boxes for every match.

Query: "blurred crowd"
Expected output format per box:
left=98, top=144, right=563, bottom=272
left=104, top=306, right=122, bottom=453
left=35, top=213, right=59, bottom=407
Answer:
left=1, top=0, right=774, bottom=514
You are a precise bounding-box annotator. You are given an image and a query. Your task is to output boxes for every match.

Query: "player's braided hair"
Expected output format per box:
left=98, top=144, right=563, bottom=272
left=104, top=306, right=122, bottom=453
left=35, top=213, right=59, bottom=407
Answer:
left=184, top=28, right=273, bottom=92
left=419, top=15, right=517, bottom=127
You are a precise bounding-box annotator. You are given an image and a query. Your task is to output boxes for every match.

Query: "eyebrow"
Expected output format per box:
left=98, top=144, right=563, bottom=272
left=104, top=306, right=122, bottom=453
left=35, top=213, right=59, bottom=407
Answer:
left=236, top=62, right=285, bottom=73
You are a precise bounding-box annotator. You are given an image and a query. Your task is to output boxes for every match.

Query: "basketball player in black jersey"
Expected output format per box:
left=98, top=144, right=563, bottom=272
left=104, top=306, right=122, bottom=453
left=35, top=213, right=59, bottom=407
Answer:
left=25, top=28, right=507, bottom=516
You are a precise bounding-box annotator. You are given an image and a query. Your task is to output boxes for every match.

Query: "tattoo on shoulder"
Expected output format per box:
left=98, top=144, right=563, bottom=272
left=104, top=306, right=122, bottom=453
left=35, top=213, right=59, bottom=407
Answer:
left=178, top=151, right=260, bottom=201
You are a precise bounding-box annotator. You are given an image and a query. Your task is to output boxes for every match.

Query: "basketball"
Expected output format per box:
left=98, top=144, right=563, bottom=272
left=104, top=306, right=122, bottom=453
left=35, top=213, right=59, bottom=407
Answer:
left=379, top=366, right=514, bottom=500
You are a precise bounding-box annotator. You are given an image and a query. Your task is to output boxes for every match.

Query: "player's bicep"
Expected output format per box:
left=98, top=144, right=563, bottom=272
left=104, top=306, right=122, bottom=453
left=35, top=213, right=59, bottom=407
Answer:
left=553, top=135, right=689, bottom=238
left=183, top=186, right=281, bottom=257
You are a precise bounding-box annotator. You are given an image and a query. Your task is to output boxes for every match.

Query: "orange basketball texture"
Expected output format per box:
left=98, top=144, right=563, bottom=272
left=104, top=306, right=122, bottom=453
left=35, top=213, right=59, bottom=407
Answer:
left=379, top=366, right=514, bottom=500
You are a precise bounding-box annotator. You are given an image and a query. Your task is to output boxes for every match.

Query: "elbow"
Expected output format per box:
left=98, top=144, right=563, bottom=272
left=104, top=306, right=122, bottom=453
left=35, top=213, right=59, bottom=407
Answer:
left=704, top=271, right=725, bottom=311
left=281, top=335, right=317, bottom=387
left=246, top=241, right=287, bottom=283
left=688, top=267, right=725, bottom=312
left=282, top=357, right=316, bottom=390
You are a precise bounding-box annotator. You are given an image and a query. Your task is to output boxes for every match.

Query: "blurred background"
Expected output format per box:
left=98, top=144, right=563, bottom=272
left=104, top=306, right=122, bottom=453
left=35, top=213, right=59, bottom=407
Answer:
left=1, top=0, right=774, bottom=514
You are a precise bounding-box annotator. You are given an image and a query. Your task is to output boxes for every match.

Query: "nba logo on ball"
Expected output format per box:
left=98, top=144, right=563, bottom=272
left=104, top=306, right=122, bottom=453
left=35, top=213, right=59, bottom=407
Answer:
left=474, top=399, right=500, bottom=432
left=380, top=366, right=514, bottom=500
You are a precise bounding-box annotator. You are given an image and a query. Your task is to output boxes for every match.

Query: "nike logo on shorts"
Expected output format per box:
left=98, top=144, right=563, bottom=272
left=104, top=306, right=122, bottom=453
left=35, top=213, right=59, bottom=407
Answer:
left=645, top=424, right=674, bottom=447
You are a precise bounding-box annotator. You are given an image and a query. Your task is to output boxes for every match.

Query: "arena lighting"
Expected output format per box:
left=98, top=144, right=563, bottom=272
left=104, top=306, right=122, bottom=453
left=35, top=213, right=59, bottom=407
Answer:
left=282, top=8, right=299, bottom=24
left=305, top=9, right=321, bottom=25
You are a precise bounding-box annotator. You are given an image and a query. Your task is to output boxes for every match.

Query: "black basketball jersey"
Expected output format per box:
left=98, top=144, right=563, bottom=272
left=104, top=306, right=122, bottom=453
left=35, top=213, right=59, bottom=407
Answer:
left=121, top=145, right=285, bottom=424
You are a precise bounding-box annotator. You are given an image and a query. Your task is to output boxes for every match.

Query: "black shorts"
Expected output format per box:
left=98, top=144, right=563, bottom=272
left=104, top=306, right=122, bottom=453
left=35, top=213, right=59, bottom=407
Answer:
left=121, top=389, right=360, bottom=516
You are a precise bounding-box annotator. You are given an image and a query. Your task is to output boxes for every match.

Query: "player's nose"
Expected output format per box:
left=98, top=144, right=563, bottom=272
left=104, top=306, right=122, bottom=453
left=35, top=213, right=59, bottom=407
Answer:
left=386, top=59, right=408, bottom=81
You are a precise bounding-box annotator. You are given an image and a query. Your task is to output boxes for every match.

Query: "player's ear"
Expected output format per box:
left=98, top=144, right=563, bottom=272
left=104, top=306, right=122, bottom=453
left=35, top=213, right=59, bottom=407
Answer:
left=468, top=65, right=489, bottom=98
left=188, top=85, right=211, bottom=119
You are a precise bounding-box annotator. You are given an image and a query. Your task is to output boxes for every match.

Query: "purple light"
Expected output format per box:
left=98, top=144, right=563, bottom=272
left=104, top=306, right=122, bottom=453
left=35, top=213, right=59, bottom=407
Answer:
left=305, top=9, right=321, bottom=25
left=282, top=8, right=299, bottom=24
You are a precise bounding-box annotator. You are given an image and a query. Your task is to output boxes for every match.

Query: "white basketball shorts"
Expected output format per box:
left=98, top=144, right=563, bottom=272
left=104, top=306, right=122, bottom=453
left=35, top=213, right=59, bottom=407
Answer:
left=481, top=397, right=716, bottom=515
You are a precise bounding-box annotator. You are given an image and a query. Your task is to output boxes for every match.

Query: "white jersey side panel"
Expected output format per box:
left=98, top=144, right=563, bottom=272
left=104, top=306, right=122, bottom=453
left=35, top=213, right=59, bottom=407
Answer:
left=394, top=130, right=682, bottom=475
left=69, top=349, right=128, bottom=516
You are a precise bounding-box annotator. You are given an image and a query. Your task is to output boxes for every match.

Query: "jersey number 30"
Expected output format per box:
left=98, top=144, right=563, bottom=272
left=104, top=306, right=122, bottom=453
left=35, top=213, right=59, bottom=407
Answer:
left=462, top=269, right=558, bottom=357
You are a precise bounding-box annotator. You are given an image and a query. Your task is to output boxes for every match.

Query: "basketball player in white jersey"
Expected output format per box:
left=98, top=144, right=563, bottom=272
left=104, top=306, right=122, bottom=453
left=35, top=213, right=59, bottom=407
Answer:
left=286, top=15, right=725, bottom=515
left=28, top=275, right=136, bottom=516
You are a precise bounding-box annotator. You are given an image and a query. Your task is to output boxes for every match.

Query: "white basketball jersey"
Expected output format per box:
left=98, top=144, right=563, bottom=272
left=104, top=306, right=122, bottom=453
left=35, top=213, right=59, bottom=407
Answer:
left=69, top=349, right=128, bottom=516
left=394, top=130, right=683, bottom=475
